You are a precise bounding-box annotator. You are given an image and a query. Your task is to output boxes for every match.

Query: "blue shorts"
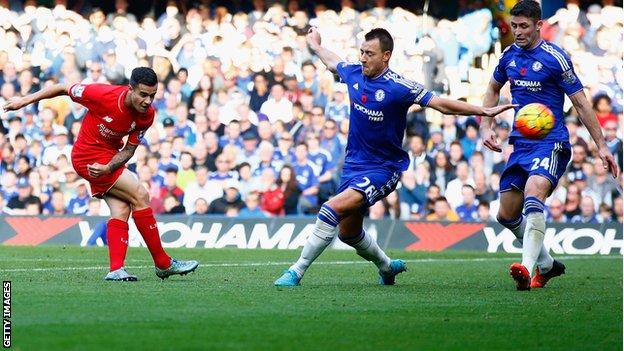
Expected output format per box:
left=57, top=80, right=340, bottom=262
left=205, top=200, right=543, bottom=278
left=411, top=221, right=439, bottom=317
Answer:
left=500, top=141, right=571, bottom=193
left=337, top=167, right=401, bottom=207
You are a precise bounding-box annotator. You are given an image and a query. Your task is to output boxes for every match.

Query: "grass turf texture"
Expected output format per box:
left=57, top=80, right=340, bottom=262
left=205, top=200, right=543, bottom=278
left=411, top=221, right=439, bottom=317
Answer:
left=0, top=246, right=621, bottom=351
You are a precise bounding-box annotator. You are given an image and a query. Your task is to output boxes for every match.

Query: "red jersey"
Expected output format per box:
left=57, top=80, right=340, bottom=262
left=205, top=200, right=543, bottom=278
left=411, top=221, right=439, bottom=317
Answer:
left=67, top=83, right=155, bottom=197
left=68, top=83, right=154, bottom=151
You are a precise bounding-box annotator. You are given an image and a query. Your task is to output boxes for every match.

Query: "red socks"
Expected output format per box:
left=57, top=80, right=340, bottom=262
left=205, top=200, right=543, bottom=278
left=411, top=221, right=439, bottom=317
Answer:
left=132, top=207, right=171, bottom=269
left=106, top=219, right=129, bottom=271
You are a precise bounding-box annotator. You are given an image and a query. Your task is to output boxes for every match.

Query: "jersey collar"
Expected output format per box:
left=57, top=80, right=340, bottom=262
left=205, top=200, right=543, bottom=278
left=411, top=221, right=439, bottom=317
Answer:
left=364, top=66, right=390, bottom=81
left=117, top=88, right=128, bottom=113
left=513, top=39, right=544, bottom=52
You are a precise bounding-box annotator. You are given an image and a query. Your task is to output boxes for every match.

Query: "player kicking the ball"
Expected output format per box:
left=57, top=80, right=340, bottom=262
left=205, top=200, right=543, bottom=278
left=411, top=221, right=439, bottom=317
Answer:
left=3, top=67, right=199, bottom=281
left=480, top=1, right=618, bottom=290
left=274, top=27, right=515, bottom=286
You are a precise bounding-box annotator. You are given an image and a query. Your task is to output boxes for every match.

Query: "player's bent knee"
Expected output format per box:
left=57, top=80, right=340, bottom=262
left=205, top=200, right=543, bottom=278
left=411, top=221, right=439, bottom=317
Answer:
left=134, top=184, right=151, bottom=209
left=110, top=203, right=131, bottom=221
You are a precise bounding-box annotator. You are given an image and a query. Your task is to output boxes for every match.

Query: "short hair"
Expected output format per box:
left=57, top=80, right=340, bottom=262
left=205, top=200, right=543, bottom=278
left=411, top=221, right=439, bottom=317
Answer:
left=130, top=67, right=158, bottom=87
left=510, top=0, right=542, bottom=22
left=364, top=28, right=394, bottom=53
left=462, top=184, right=475, bottom=193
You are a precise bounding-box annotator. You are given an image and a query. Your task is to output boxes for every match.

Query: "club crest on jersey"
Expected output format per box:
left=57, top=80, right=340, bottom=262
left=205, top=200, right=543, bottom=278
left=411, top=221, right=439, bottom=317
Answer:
left=532, top=61, right=543, bottom=72
left=375, top=89, right=385, bottom=102
left=71, top=85, right=85, bottom=98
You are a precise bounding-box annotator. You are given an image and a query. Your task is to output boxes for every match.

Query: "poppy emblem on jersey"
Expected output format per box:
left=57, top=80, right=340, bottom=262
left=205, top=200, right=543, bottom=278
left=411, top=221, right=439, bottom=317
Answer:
left=532, top=61, right=543, bottom=72
left=375, top=89, right=385, bottom=102
left=361, top=94, right=367, bottom=103
left=520, top=67, right=527, bottom=76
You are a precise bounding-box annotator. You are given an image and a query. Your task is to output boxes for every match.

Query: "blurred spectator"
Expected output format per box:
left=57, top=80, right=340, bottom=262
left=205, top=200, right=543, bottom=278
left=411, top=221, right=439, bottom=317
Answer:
left=426, top=197, right=459, bottom=222
left=67, top=181, right=89, bottom=214
left=160, top=168, right=184, bottom=202
left=183, top=166, right=223, bottom=215
left=571, top=196, right=601, bottom=223
left=208, top=180, right=245, bottom=214
left=593, top=94, right=618, bottom=127
left=563, top=183, right=582, bottom=220
left=7, top=178, right=39, bottom=214
left=163, top=194, right=186, bottom=214
left=477, top=201, right=493, bottom=222
left=293, top=142, right=319, bottom=214
left=260, top=83, right=293, bottom=123
left=239, top=191, right=267, bottom=218
left=455, top=184, right=478, bottom=222
left=277, top=165, right=300, bottom=215
left=445, top=161, right=475, bottom=210
left=546, top=198, right=568, bottom=223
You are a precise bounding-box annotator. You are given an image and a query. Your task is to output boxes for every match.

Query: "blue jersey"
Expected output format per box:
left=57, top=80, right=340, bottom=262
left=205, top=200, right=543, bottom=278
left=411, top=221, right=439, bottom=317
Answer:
left=493, top=41, right=584, bottom=144
left=336, top=62, right=433, bottom=172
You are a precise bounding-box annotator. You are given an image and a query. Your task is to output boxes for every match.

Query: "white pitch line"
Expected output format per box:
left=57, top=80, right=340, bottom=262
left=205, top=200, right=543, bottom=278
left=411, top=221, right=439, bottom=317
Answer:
left=0, top=255, right=620, bottom=273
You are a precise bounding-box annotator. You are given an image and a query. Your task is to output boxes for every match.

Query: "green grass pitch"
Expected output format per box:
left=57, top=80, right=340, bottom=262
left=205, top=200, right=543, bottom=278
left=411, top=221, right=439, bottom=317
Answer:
left=0, top=246, right=621, bottom=351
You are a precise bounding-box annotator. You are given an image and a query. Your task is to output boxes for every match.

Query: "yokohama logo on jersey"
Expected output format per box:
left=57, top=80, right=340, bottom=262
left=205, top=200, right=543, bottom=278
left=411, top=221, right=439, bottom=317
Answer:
left=353, top=103, right=384, bottom=122
left=509, top=78, right=542, bottom=91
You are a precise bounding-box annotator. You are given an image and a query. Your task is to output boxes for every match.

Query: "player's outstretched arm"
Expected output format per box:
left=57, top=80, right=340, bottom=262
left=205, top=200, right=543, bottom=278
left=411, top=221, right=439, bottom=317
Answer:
left=427, top=95, right=515, bottom=118
left=569, top=92, right=620, bottom=178
left=479, top=78, right=505, bottom=152
left=307, top=27, right=342, bottom=73
left=87, top=143, right=139, bottom=178
left=2, top=84, right=68, bottom=112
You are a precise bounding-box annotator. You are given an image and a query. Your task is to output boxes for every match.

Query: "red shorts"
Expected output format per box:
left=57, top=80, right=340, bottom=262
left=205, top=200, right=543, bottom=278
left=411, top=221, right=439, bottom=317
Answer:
left=71, top=146, right=125, bottom=198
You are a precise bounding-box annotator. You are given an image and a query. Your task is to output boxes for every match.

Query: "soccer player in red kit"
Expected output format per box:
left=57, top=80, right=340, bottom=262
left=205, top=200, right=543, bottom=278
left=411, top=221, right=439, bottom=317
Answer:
left=3, top=67, right=199, bottom=281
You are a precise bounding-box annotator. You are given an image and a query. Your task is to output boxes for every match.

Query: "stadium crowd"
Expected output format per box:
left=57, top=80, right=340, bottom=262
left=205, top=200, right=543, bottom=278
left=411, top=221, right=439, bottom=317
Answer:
left=0, top=0, right=621, bottom=224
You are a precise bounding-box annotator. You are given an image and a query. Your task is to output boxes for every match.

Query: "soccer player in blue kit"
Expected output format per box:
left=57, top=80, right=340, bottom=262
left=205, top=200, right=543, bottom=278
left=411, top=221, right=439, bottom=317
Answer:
left=480, top=0, right=619, bottom=290
left=275, top=27, right=515, bottom=286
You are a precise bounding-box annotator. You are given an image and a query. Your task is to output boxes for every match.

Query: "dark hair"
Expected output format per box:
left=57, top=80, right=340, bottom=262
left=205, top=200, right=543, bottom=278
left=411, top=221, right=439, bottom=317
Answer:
left=277, top=165, right=299, bottom=198
left=478, top=201, right=490, bottom=209
left=364, top=28, right=394, bottom=53
left=592, top=94, right=611, bottom=110
left=510, top=0, right=542, bottom=22
left=302, top=60, right=315, bottom=69
left=130, top=67, right=158, bottom=87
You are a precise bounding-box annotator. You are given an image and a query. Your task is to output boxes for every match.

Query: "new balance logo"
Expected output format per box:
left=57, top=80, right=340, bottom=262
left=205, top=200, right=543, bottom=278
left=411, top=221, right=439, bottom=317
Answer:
left=103, top=116, right=113, bottom=123
left=352, top=83, right=359, bottom=90
left=508, top=60, right=516, bottom=67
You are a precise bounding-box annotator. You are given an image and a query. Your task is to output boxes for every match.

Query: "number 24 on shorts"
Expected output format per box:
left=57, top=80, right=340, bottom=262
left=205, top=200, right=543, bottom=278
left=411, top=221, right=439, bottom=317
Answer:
left=530, top=157, right=550, bottom=171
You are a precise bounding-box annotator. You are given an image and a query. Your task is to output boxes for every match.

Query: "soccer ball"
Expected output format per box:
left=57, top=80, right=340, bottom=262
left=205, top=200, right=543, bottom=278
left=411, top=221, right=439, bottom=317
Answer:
left=514, top=103, right=555, bottom=139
